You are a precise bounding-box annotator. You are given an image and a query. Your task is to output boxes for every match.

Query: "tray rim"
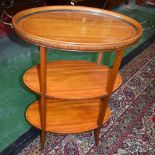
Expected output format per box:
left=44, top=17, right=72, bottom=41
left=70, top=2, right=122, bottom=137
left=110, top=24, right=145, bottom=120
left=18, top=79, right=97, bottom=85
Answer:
left=12, top=5, right=143, bottom=51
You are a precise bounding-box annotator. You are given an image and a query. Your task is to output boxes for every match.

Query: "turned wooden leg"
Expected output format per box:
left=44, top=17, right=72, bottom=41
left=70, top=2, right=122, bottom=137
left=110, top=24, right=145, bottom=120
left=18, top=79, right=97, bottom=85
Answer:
left=94, top=128, right=100, bottom=146
left=40, top=96, right=46, bottom=150
left=94, top=97, right=109, bottom=146
left=37, top=99, right=46, bottom=149
left=94, top=49, right=124, bottom=146
left=39, top=46, right=47, bottom=150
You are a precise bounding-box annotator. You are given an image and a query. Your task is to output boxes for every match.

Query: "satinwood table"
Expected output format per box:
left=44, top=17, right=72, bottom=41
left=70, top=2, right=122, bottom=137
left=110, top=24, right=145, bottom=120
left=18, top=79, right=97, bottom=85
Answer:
left=12, top=6, right=142, bottom=149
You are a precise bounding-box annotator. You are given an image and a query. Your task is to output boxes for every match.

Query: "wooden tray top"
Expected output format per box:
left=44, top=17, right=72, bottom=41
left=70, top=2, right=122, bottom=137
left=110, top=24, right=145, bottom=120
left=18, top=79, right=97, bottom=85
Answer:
left=12, top=6, right=143, bottom=51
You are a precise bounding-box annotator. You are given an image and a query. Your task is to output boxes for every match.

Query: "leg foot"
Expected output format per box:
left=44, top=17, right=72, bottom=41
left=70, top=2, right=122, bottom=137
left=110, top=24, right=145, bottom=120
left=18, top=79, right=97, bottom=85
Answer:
left=41, top=130, right=46, bottom=151
left=94, top=128, right=100, bottom=146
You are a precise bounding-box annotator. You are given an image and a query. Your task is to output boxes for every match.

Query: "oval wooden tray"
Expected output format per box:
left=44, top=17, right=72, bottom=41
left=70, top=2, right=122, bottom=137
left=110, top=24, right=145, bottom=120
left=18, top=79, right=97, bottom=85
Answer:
left=12, top=6, right=142, bottom=51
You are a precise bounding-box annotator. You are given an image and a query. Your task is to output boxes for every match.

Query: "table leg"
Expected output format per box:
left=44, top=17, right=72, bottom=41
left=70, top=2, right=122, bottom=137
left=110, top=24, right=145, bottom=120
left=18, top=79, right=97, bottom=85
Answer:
left=94, top=49, right=124, bottom=146
left=94, top=97, right=108, bottom=146
left=97, top=52, right=103, bottom=65
left=39, top=46, right=47, bottom=150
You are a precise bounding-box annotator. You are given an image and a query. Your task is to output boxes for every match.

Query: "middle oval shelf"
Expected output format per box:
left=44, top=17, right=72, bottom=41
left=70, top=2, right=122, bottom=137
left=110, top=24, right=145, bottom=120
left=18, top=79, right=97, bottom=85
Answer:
left=23, top=60, right=122, bottom=99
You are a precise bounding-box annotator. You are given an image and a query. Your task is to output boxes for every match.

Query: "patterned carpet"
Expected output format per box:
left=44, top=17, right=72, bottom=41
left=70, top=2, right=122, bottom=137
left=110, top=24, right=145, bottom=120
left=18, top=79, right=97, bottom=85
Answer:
left=17, top=41, right=155, bottom=155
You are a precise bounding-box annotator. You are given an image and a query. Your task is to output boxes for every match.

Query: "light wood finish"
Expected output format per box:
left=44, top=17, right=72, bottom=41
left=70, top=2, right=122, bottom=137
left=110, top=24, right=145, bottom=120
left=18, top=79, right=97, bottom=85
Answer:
left=12, top=6, right=143, bottom=148
left=97, top=52, right=103, bottom=65
left=23, top=60, right=122, bottom=99
left=26, top=99, right=111, bottom=133
left=106, top=49, right=124, bottom=93
left=12, top=6, right=142, bottom=51
left=94, top=49, right=124, bottom=145
left=39, top=47, right=47, bottom=149
left=94, top=98, right=106, bottom=145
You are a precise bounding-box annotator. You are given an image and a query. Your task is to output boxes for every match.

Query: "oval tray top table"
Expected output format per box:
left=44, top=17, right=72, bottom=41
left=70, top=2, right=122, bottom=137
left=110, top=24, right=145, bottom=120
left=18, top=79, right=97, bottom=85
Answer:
left=12, top=6, right=143, bottom=147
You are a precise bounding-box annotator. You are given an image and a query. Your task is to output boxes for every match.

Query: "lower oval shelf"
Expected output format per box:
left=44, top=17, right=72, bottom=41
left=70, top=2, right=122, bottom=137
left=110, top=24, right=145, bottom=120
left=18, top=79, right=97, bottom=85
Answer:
left=26, top=98, right=111, bottom=134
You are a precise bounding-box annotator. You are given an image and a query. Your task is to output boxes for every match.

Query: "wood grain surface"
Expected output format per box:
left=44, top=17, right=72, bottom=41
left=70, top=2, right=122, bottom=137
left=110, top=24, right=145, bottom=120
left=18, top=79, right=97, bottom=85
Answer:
left=12, top=6, right=143, bottom=51
left=26, top=98, right=111, bottom=133
left=23, top=60, right=122, bottom=99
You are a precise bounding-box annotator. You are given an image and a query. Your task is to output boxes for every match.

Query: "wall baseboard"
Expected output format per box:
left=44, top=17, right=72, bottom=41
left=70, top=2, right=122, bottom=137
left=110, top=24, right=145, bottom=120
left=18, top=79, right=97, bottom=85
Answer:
left=1, top=128, right=39, bottom=155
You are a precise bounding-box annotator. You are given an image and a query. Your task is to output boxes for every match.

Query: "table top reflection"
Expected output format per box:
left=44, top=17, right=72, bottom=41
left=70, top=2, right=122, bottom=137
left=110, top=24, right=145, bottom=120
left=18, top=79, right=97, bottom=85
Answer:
left=12, top=6, right=142, bottom=51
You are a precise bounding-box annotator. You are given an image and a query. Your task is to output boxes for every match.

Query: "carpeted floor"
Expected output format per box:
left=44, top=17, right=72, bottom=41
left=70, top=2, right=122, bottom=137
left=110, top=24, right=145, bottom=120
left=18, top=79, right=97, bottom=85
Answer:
left=17, top=41, right=155, bottom=155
